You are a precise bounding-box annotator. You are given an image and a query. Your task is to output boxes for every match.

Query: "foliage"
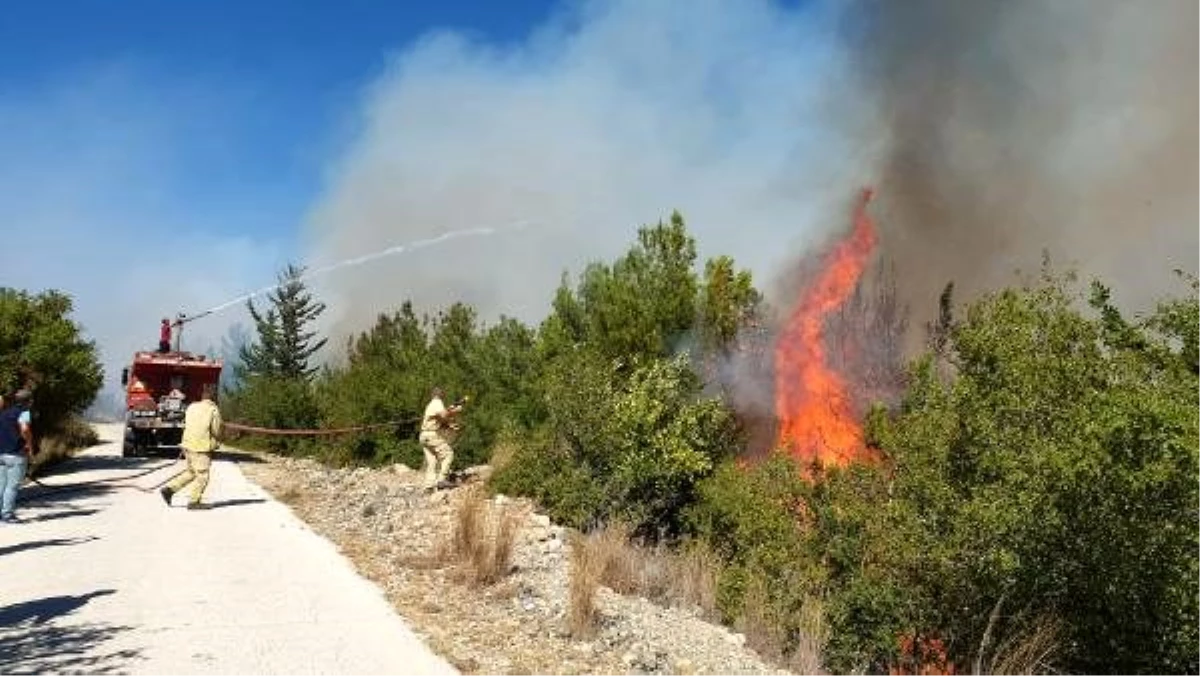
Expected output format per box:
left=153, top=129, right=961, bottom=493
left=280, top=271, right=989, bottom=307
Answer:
left=222, top=375, right=320, bottom=454
left=801, top=272, right=1199, bottom=673
left=547, top=212, right=700, bottom=361
left=494, top=351, right=740, bottom=536
left=496, top=213, right=761, bottom=536
left=677, top=271, right=1197, bottom=674
left=0, top=288, right=103, bottom=433
left=697, top=254, right=762, bottom=357
left=211, top=201, right=1198, bottom=674
left=313, top=301, right=543, bottom=468
left=239, top=263, right=328, bottom=381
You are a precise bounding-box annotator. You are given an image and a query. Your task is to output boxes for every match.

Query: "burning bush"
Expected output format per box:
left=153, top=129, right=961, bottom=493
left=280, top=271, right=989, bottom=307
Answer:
left=774, top=188, right=881, bottom=469
left=687, top=267, right=1197, bottom=674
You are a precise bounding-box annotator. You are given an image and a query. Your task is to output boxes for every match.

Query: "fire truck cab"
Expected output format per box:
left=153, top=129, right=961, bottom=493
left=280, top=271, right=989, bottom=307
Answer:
left=120, top=350, right=222, bottom=457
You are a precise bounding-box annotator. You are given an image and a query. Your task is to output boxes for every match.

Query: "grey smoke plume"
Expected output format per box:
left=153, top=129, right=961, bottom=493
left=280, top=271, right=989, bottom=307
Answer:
left=304, top=0, right=874, bottom=337
left=854, top=0, right=1198, bottom=327
left=306, top=0, right=1197, bottom=348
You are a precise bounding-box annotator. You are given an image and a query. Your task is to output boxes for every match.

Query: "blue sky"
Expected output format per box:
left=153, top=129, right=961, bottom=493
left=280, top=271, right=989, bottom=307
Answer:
left=1, top=0, right=561, bottom=248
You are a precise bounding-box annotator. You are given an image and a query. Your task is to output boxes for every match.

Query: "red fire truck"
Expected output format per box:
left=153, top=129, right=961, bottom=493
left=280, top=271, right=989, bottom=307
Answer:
left=120, top=350, right=222, bottom=456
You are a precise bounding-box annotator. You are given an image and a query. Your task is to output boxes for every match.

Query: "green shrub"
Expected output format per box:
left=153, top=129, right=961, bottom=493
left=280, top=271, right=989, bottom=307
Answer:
left=686, top=454, right=830, bottom=666
left=491, top=428, right=610, bottom=530
left=223, top=375, right=319, bottom=455
left=534, top=350, right=739, bottom=536
left=806, top=272, right=1200, bottom=673
left=0, top=288, right=103, bottom=432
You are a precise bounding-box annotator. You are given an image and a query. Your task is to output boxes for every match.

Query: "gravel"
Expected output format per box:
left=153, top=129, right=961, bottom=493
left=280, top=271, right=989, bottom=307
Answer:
left=241, top=455, right=789, bottom=675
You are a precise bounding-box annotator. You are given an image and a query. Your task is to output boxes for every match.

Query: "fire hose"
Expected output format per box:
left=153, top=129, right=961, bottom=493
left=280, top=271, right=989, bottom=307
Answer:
left=22, top=420, right=401, bottom=497
left=27, top=456, right=182, bottom=495
left=222, top=417, right=420, bottom=436
left=223, top=396, right=467, bottom=437
left=24, top=400, right=466, bottom=496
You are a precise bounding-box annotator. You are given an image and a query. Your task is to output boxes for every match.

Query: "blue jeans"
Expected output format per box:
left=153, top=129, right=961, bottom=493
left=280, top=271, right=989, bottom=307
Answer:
left=0, top=452, right=28, bottom=518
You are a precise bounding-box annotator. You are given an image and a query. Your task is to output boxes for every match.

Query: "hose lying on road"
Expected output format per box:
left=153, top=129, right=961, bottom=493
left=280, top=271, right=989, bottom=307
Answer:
left=26, top=457, right=182, bottom=496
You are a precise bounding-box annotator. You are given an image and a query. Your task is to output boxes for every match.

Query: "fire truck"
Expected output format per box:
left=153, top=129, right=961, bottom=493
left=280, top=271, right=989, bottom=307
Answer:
left=120, top=350, right=222, bottom=456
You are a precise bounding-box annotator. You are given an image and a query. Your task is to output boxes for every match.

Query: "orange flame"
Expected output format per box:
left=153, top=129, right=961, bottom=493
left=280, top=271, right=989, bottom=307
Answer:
left=774, top=188, right=878, bottom=469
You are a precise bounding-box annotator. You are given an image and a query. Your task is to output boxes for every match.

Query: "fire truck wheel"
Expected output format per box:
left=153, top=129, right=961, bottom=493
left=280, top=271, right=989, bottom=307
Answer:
left=123, top=427, right=138, bottom=457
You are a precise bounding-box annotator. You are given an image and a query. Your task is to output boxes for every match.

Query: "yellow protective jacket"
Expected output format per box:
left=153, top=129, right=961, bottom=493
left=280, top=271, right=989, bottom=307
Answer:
left=181, top=400, right=223, bottom=453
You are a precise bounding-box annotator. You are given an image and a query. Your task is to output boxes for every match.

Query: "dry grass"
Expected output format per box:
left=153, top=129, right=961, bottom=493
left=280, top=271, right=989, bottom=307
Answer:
left=440, top=488, right=520, bottom=587
left=736, top=579, right=826, bottom=674
left=488, top=438, right=520, bottom=474
left=665, top=543, right=721, bottom=618
left=584, top=523, right=722, bottom=615
left=30, top=415, right=100, bottom=474
left=567, top=523, right=725, bottom=639
left=275, top=481, right=304, bottom=504
left=985, top=615, right=1062, bottom=675
left=567, top=531, right=605, bottom=638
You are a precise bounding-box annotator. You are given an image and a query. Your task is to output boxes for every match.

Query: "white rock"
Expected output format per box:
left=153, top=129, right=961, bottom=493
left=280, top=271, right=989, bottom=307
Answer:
left=724, top=632, right=747, bottom=647
left=674, top=657, right=696, bottom=674
left=531, top=514, right=552, bottom=528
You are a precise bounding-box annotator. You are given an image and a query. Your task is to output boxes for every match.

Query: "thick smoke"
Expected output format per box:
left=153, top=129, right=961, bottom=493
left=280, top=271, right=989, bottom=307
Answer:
left=306, top=0, right=1196, bottom=353
left=853, top=0, right=1198, bottom=330
left=303, top=0, right=874, bottom=338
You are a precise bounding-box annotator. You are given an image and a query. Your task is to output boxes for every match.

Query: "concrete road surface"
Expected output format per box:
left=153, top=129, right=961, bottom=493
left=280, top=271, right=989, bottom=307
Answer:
left=0, top=423, right=456, bottom=675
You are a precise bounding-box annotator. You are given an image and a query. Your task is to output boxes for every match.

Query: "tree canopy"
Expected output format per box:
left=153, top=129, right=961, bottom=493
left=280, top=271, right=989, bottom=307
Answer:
left=0, top=288, right=103, bottom=432
left=238, top=263, right=328, bottom=381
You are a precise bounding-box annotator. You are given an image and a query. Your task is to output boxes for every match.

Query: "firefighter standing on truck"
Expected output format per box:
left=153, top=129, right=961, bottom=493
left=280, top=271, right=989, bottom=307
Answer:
left=160, top=383, right=222, bottom=510
left=419, top=387, right=464, bottom=492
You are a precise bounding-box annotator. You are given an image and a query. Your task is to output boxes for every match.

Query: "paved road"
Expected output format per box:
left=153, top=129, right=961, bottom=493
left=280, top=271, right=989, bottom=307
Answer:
left=0, top=424, right=456, bottom=675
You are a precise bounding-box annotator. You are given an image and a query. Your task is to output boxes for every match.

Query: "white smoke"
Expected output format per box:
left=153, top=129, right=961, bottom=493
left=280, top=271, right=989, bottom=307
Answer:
left=304, top=0, right=879, bottom=338
left=306, top=0, right=1196, bottom=348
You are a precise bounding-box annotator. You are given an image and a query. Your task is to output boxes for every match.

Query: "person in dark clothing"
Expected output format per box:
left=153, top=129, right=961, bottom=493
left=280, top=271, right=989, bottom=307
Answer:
left=0, top=389, right=34, bottom=523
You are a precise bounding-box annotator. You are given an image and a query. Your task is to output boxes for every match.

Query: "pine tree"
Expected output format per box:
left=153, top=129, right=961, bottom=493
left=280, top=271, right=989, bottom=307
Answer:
left=238, top=264, right=328, bottom=381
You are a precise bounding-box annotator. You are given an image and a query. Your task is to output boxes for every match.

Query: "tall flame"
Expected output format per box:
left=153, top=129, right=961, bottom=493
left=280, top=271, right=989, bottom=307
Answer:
left=774, top=188, right=878, bottom=468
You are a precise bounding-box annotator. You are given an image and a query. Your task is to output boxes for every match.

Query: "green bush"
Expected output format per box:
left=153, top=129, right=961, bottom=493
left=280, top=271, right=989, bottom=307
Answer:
left=805, top=272, right=1200, bottom=673
left=682, top=272, right=1197, bottom=674
left=223, top=375, right=320, bottom=454
left=490, top=427, right=610, bottom=530
left=494, top=350, right=740, bottom=536
left=0, top=288, right=103, bottom=433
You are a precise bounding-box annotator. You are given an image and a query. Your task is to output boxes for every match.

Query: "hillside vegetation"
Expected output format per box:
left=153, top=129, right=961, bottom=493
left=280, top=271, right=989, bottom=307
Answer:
left=220, top=214, right=1198, bottom=673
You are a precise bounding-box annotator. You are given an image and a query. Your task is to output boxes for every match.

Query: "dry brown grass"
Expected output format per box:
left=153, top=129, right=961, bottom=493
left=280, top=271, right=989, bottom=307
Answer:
left=665, top=542, right=721, bottom=618
left=584, top=523, right=722, bottom=615
left=440, top=488, right=520, bottom=587
left=567, top=531, right=605, bottom=638
left=30, top=415, right=100, bottom=474
left=488, top=438, right=520, bottom=474
left=567, top=523, right=725, bottom=639
left=985, top=615, right=1062, bottom=675
left=275, top=481, right=304, bottom=504
left=735, top=579, right=826, bottom=674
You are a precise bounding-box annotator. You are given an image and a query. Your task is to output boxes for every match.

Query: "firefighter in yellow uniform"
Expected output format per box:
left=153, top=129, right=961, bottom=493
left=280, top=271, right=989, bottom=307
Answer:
left=160, top=383, right=223, bottom=510
left=419, top=387, right=463, bottom=491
